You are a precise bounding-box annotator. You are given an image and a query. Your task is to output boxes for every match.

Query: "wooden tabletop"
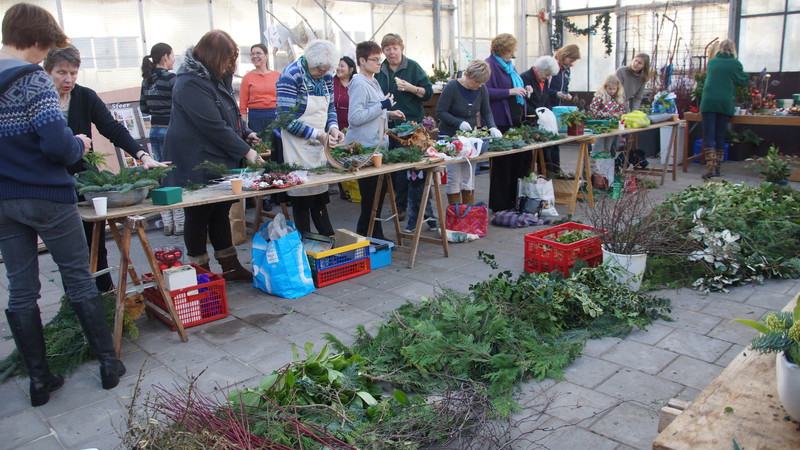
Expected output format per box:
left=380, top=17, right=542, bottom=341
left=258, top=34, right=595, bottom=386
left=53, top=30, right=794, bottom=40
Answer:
left=652, top=293, right=800, bottom=450
left=683, top=112, right=800, bottom=126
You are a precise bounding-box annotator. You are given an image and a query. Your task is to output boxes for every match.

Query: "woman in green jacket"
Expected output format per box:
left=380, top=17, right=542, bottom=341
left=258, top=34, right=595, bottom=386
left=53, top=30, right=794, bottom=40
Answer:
left=699, top=39, right=748, bottom=179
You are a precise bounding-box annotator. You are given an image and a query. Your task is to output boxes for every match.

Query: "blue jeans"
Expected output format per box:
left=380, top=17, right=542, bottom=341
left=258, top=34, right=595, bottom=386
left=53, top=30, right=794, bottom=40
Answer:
left=701, top=112, right=731, bottom=150
left=149, top=125, right=168, bottom=162
left=0, top=199, right=99, bottom=311
left=406, top=172, right=435, bottom=229
left=247, top=109, right=277, bottom=134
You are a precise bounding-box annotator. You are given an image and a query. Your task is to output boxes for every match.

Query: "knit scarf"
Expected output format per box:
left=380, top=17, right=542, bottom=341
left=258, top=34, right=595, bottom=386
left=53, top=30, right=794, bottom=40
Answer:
left=493, top=54, right=524, bottom=105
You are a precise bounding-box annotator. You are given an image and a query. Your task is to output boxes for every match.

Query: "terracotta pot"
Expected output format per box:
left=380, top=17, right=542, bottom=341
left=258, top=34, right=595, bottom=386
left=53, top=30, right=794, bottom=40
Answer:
left=567, top=123, right=584, bottom=136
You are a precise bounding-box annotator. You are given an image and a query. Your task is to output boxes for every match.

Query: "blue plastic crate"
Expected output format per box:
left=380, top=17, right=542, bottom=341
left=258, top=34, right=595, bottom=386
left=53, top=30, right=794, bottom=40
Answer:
left=367, top=237, right=394, bottom=270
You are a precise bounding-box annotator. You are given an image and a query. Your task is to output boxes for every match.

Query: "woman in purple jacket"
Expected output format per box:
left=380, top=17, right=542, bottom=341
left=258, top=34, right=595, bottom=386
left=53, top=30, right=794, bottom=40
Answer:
left=485, top=33, right=533, bottom=212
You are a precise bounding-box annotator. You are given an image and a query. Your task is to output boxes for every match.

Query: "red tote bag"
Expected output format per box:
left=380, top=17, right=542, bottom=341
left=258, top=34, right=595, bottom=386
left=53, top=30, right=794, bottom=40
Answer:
left=445, top=202, right=488, bottom=237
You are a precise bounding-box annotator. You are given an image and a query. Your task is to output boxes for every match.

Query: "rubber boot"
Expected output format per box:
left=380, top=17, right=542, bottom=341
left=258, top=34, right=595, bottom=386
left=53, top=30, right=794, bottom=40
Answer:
left=188, top=253, right=211, bottom=272
left=446, top=192, right=461, bottom=204
left=5, top=308, right=65, bottom=406
left=701, top=148, right=716, bottom=180
left=161, top=210, right=174, bottom=236
left=215, top=246, right=253, bottom=282
left=70, top=296, right=126, bottom=389
left=173, top=208, right=185, bottom=236
left=715, top=150, right=725, bottom=177
left=461, top=190, right=475, bottom=205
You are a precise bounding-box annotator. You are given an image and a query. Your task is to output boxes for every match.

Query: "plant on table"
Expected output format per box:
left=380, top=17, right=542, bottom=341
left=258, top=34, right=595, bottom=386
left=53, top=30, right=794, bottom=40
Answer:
left=735, top=302, right=800, bottom=365
left=561, top=109, right=589, bottom=128
left=74, top=164, right=171, bottom=195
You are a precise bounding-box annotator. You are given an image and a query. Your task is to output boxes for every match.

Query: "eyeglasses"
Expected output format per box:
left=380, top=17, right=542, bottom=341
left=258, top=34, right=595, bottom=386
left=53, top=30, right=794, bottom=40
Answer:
left=368, top=57, right=382, bottom=63
left=250, top=52, right=265, bottom=57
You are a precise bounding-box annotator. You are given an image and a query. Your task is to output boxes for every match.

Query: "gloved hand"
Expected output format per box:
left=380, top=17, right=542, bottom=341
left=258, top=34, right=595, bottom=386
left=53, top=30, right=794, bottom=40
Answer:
left=489, top=127, right=503, bottom=138
left=459, top=121, right=472, bottom=131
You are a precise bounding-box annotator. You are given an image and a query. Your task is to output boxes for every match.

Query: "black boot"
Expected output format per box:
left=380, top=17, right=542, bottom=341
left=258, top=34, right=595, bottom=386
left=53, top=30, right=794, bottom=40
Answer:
left=70, top=296, right=126, bottom=389
left=5, top=308, right=64, bottom=406
left=215, top=246, right=253, bottom=282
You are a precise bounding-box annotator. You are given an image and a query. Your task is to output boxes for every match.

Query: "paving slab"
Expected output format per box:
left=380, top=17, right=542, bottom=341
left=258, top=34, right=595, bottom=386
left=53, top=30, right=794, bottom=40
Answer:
left=658, top=306, right=723, bottom=335
left=46, top=396, right=125, bottom=448
left=564, top=355, right=622, bottom=389
left=537, top=382, right=620, bottom=426
left=595, top=368, right=684, bottom=406
left=656, top=328, right=733, bottom=363
left=659, top=354, right=726, bottom=390
left=0, top=409, right=53, bottom=448
left=589, top=400, right=660, bottom=449
left=599, top=339, right=679, bottom=375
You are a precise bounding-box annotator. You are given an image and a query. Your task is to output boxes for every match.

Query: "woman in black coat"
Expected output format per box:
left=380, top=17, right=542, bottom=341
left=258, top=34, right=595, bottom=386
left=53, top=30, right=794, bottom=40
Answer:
left=520, top=56, right=561, bottom=175
left=164, top=30, right=263, bottom=281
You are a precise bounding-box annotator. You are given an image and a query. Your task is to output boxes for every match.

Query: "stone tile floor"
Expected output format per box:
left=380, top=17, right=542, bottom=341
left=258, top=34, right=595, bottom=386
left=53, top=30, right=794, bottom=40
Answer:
left=1, top=145, right=798, bottom=449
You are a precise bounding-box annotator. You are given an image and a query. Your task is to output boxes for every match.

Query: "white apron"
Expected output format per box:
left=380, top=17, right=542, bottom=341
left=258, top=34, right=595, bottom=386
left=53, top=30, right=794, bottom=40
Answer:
left=282, top=94, right=329, bottom=197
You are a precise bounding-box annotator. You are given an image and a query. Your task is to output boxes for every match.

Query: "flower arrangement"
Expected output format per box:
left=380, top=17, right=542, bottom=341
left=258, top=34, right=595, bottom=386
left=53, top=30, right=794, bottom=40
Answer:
left=747, top=69, right=780, bottom=111
left=734, top=302, right=800, bottom=365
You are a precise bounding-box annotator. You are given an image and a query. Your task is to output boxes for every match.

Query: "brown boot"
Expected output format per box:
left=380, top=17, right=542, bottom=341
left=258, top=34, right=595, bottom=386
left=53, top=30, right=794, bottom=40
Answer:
left=446, top=192, right=462, bottom=204
left=715, top=150, right=725, bottom=177
left=701, top=148, right=716, bottom=180
left=188, top=253, right=211, bottom=272
left=215, top=246, right=253, bottom=282
left=461, top=190, right=475, bottom=205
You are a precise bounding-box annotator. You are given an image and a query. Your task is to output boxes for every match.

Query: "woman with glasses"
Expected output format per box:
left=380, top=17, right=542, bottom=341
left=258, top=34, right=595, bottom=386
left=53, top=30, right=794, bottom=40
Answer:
left=346, top=41, right=405, bottom=240
left=275, top=39, right=344, bottom=236
left=163, top=30, right=263, bottom=281
left=239, top=43, right=279, bottom=134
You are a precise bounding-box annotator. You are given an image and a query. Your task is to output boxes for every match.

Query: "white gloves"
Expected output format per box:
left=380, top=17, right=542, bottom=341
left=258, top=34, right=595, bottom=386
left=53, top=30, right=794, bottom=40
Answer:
left=459, top=121, right=472, bottom=131
left=489, top=127, right=503, bottom=138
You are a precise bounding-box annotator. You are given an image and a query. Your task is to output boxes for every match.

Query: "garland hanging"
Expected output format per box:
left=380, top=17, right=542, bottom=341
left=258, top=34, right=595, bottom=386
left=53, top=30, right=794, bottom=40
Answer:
left=553, top=12, right=613, bottom=56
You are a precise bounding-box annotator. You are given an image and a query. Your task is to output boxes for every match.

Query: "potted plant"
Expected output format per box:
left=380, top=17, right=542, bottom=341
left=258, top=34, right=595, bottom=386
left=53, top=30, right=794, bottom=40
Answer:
left=562, top=109, right=589, bottom=136
left=726, top=129, right=763, bottom=161
left=745, top=145, right=794, bottom=185
left=734, top=298, right=800, bottom=419
left=581, top=187, right=691, bottom=291
left=74, top=156, right=172, bottom=208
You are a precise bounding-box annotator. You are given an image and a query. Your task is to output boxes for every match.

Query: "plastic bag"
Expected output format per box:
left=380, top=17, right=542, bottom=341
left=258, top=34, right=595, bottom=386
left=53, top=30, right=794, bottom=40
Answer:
left=518, top=175, right=559, bottom=217
left=536, top=107, right=559, bottom=134
left=252, top=220, right=315, bottom=299
left=590, top=155, right=615, bottom=189
left=621, top=110, right=650, bottom=129
left=652, top=92, right=677, bottom=114
left=267, top=212, right=292, bottom=242
left=437, top=228, right=479, bottom=243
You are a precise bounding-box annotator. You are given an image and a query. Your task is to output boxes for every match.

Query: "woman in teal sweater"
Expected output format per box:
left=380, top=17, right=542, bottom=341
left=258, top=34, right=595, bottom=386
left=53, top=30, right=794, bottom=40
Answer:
left=699, top=39, right=748, bottom=179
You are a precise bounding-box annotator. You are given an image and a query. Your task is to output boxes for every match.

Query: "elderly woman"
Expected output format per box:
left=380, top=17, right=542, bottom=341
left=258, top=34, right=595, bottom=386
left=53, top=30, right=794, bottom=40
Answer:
left=485, top=33, right=532, bottom=212
left=164, top=30, right=262, bottom=282
left=548, top=44, right=581, bottom=107
left=376, top=33, right=434, bottom=230
left=276, top=40, right=344, bottom=236
left=615, top=53, right=651, bottom=112
left=140, top=42, right=183, bottom=236
left=347, top=41, right=405, bottom=240
left=45, top=45, right=167, bottom=293
left=520, top=56, right=562, bottom=174
left=699, top=40, right=747, bottom=179
left=1, top=3, right=125, bottom=407
left=437, top=59, right=502, bottom=206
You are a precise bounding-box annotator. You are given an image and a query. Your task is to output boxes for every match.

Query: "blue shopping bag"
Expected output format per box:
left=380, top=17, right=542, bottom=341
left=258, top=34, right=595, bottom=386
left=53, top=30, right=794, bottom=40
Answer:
left=252, top=220, right=315, bottom=299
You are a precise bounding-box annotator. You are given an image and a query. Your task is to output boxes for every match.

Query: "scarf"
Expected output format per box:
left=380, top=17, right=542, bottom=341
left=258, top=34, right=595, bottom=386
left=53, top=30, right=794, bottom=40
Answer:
left=493, top=54, right=524, bottom=105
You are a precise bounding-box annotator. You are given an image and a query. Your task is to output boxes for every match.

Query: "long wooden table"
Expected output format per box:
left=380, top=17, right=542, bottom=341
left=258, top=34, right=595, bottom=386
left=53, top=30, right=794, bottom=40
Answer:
left=682, top=112, right=800, bottom=170
left=80, top=119, right=683, bottom=349
left=652, top=293, right=800, bottom=449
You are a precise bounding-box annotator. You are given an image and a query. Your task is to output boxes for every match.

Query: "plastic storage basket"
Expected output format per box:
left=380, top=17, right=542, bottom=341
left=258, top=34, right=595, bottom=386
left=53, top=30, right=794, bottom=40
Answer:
left=143, top=264, right=228, bottom=329
left=307, top=240, right=371, bottom=272
left=313, top=258, right=371, bottom=287
left=367, top=237, right=394, bottom=270
left=524, top=222, right=603, bottom=276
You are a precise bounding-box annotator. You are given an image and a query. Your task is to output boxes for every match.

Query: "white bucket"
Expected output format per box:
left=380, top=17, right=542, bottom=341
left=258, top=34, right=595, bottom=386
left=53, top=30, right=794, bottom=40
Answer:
left=776, top=351, right=800, bottom=419
left=602, top=245, right=647, bottom=291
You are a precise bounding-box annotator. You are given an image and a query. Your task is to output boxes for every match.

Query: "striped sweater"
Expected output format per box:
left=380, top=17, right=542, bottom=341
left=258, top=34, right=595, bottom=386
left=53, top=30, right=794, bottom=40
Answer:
left=140, top=67, right=176, bottom=125
left=0, top=59, right=84, bottom=203
left=276, top=56, right=338, bottom=139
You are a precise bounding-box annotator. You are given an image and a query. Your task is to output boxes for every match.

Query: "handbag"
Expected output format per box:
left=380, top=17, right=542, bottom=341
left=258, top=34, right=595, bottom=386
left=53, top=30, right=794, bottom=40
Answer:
left=516, top=196, right=545, bottom=216
left=252, top=220, right=315, bottom=299
left=445, top=202, right=488, bottom=237
left=518, top=176, right=559, bottom=217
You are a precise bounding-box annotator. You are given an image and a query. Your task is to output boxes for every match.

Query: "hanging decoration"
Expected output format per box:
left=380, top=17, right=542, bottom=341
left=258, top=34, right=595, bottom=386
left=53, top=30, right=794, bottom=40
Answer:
left=553, top=12, right=613, bottom=56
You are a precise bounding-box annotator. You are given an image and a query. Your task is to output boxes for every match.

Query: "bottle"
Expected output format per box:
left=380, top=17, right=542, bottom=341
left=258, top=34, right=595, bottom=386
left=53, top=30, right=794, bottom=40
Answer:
left=611, top=174, right=623, bottom=199
left=618, top=119, right=625, bottom=131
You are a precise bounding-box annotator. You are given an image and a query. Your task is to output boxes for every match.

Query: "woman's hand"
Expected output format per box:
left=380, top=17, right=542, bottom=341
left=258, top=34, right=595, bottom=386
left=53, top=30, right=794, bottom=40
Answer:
left=459, top=121, right=473, bottom=131
left=76, top=134, right=91, bottom=154
left=245, top=132, right=261, bottom=146
left=140, top=155, right=169, bottom=169
left=389, top=110, right=406, bottom=121
left=509, top=87, right=527, bottom=98
left=328, top=127, right=345, bottom=145
left=380, top=93, right=396, bottom=110
left=245, top=149, right=264, bottom=164
left=557, top=91, right=573, bottom=101
left=489, top=127, right=503, bottom=138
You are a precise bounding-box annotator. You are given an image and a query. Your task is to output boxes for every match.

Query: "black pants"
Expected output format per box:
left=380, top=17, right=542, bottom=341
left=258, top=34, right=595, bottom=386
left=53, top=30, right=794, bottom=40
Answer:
left=356, top=176, right=388, bottom=240
left=290, top=193, right=334, bottom=236
left=183, top=202, right=234, bottom=257
left=543, top=145, right=561, bottom=175
left=82, top=220, right=113, bottom=292
left=488, top=151, right=533, bottom=212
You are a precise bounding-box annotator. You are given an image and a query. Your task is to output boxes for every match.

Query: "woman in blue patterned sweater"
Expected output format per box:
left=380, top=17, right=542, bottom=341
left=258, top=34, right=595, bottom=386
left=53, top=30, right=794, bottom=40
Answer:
left=0, top=3, right=125, bottom=407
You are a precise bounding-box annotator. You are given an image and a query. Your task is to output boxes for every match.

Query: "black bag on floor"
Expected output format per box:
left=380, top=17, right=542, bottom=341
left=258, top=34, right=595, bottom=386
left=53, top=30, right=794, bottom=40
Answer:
left=616, top=148, right=649, bottom=169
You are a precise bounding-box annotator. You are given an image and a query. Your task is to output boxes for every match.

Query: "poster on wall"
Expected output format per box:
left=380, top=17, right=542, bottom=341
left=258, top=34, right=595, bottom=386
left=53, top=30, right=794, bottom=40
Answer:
left=106, top=101, right=150, bottom=168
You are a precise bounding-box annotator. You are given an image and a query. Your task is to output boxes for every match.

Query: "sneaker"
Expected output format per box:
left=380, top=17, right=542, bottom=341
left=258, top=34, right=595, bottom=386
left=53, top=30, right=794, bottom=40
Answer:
left=426, top=219, right=438, bottom=231
left=401, top=227, right=415, bottom=234
left=163, top=225, right=174, bottom=236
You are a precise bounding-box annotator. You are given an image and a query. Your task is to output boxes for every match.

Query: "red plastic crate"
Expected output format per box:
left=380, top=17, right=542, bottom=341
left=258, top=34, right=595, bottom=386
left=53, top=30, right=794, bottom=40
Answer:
left=143, top=264, right=228, bottom=329
left=313, top=257, right=371, bottom=287
left=524, top=222, right=603, bottom=276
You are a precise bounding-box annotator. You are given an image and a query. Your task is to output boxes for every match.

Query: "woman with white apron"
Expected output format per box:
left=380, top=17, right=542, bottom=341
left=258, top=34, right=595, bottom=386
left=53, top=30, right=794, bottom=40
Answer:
left=275, top=40, right=344, bottom=236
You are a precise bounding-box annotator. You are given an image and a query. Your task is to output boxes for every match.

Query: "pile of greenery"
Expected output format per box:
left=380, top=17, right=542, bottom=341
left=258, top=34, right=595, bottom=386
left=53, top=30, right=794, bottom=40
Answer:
left=646, top=181, right=800, bottom=291
left=74, top=165, right=171, bottom=195
left=383, top=146, right=424, bottom=164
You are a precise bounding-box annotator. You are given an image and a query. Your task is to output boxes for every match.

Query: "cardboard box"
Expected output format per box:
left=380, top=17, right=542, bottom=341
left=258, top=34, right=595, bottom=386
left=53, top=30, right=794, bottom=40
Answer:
left=334, top=229, right=366, bottom=248
left=163, top=265, right=197, bottom=292
left=790, top=166, right=800, bottom=182
left=151, top=187, right=182, bottom=205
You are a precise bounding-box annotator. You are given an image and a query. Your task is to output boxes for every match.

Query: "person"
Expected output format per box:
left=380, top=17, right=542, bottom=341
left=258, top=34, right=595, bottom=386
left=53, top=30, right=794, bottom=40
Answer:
left=545, top=43, right=581, bottom=175
left=699, top=39, right=748, bottom=180
left=333, top=56, right=356, bottom=129
left=44, top=45, right=167, bottom=294
left=140, top=42, right=184, bottom=236
left=239, top=43, right=279, bottom=134
left=0, top=3, right=125, bottom=407
left=346, top=41, right=405, bottom=240
left=615, top=53, right=651, bottom=112
left=520, top=55, right=561, bottom=177
left=485, top=33, right=532, bottom=212
left=163, top=30, right=262, bottom=281
left=436, top=59, right=502, bottom=206
left=588, top=74, right=627, bottom=155
left=375, top=33, right=433, bottom=228
left=276, top=39, right=344, bottom=236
